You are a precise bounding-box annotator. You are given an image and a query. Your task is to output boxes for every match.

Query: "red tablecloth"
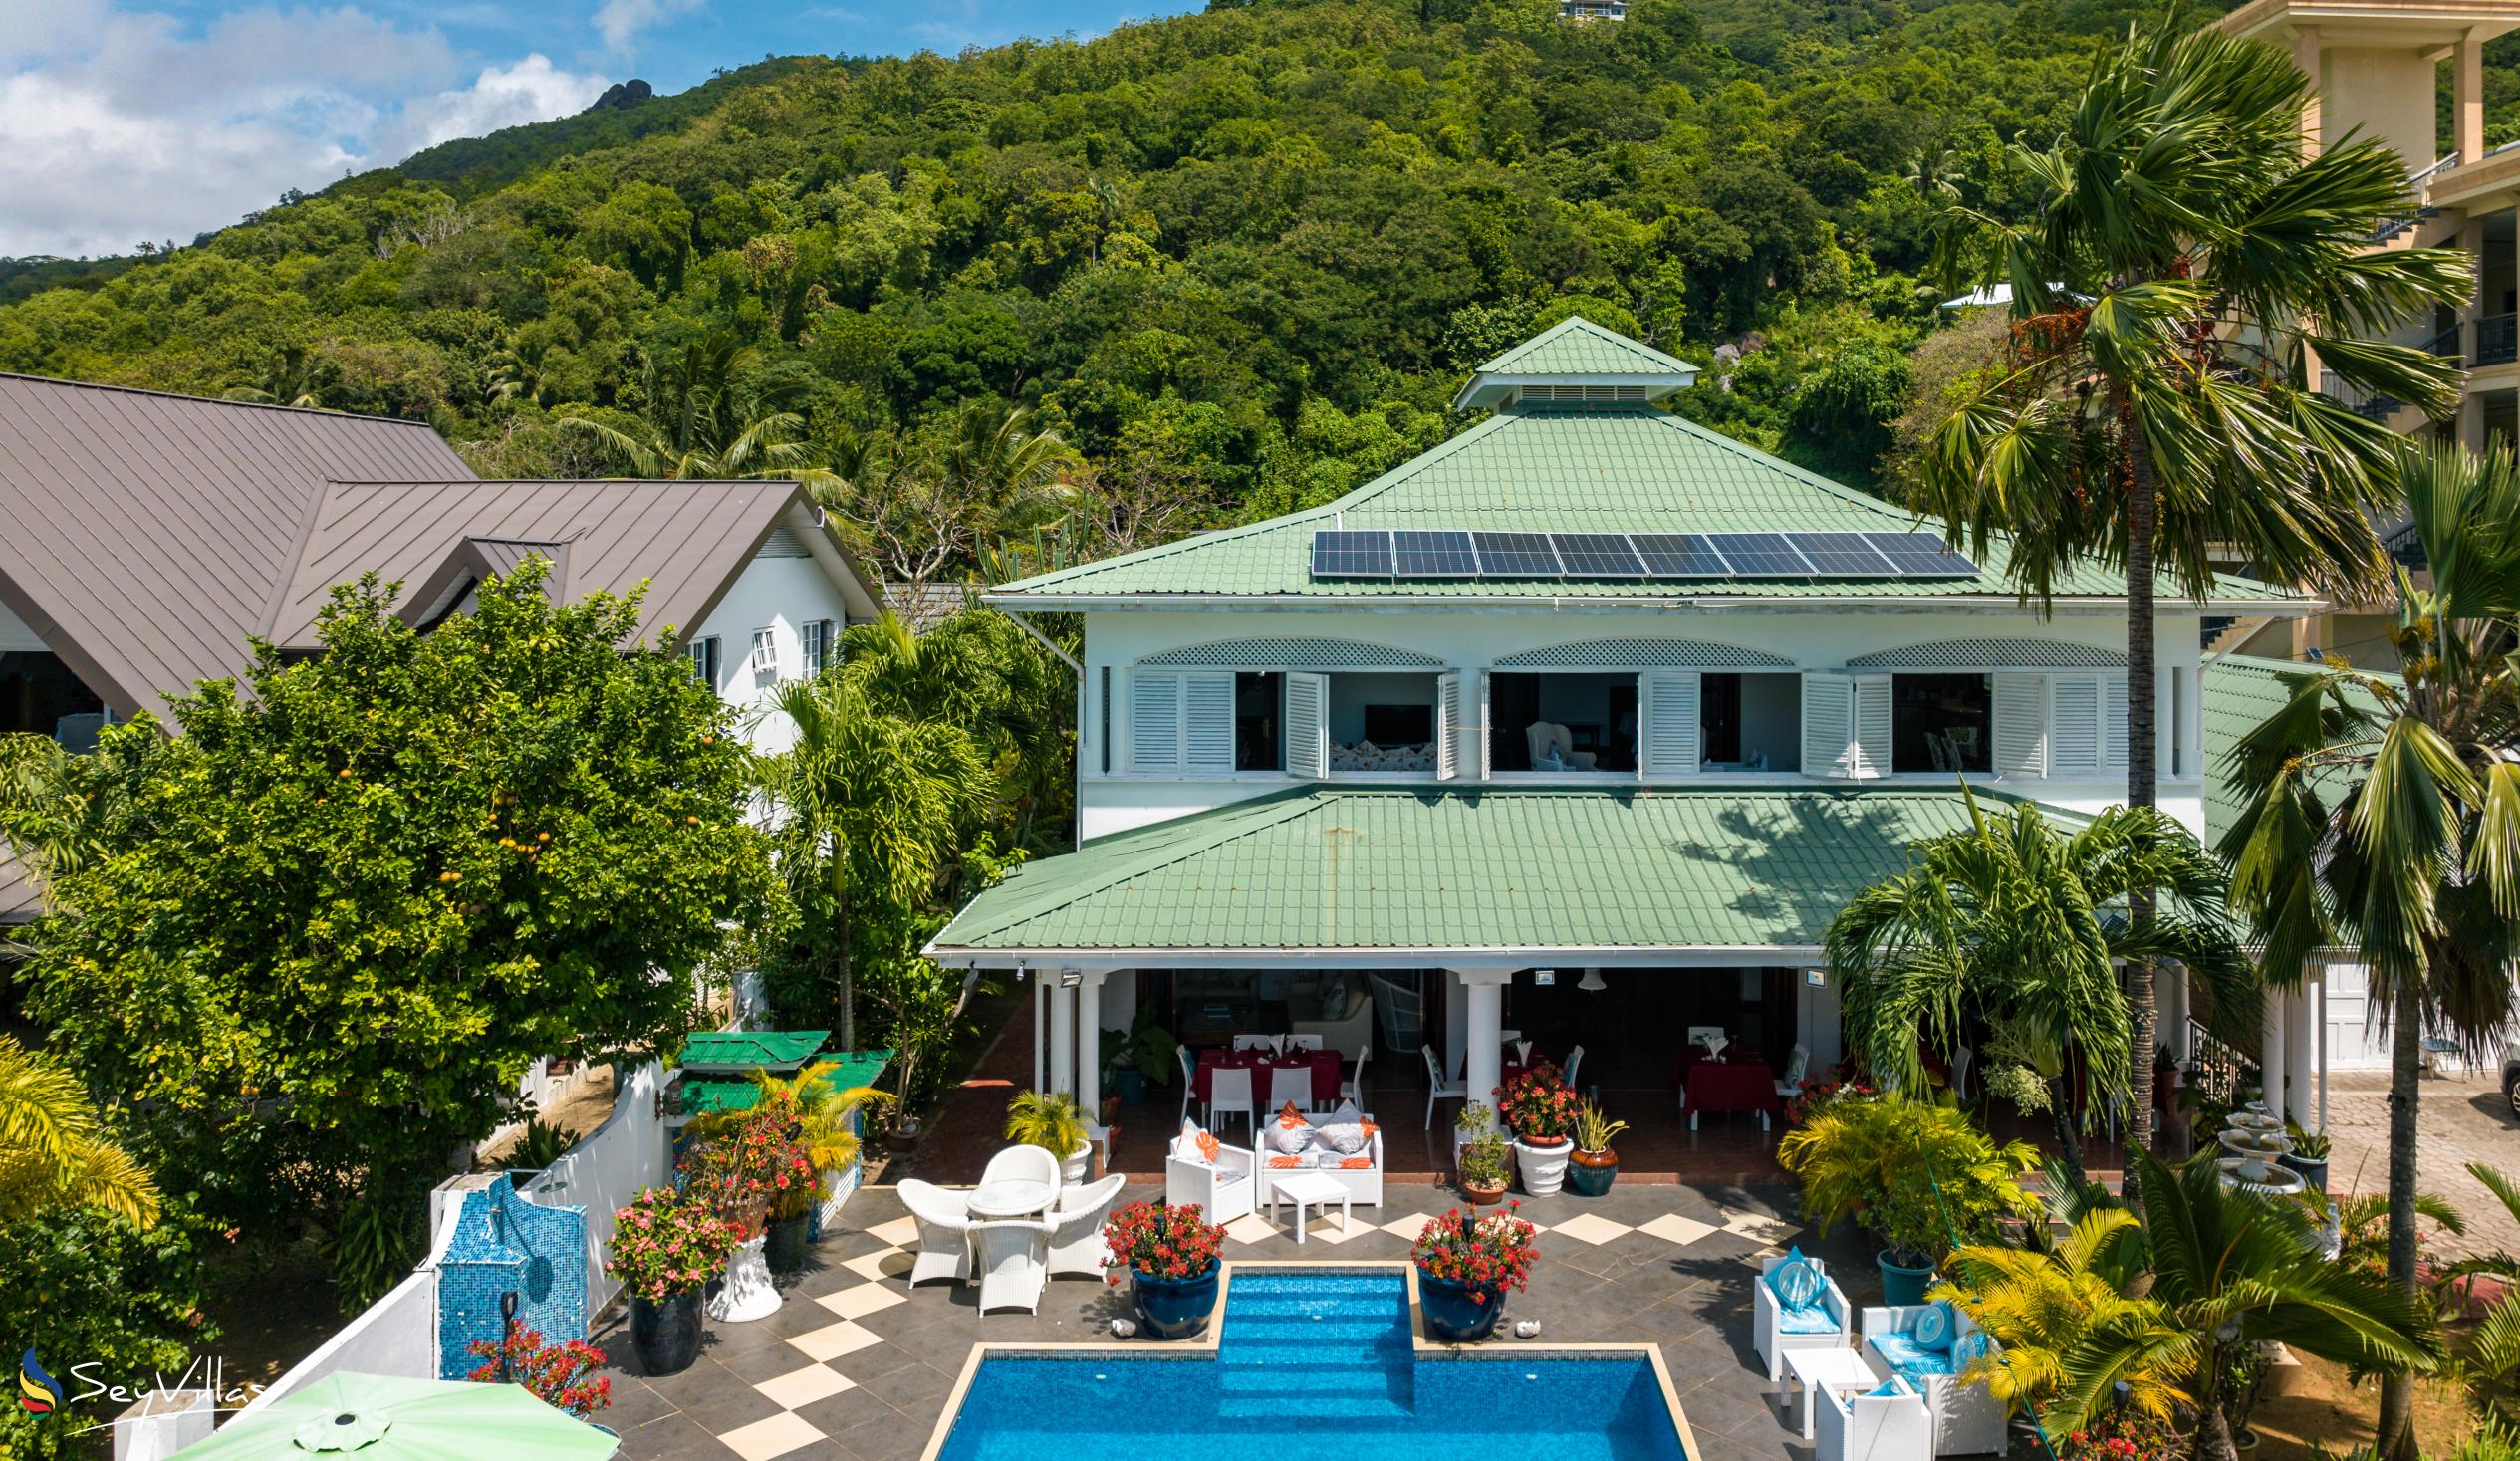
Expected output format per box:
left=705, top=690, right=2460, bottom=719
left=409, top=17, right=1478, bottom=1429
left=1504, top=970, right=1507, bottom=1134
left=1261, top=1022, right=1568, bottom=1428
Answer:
left=1683, top=1057, right=1781, bottom=1115
left=1192, top=1050, right=1342, bottom=1106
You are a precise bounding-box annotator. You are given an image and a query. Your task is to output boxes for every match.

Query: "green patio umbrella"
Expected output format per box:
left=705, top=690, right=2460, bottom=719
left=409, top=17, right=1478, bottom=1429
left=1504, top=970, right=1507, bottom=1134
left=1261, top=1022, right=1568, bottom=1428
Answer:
left=174, top=1372, right=618, bottom=1460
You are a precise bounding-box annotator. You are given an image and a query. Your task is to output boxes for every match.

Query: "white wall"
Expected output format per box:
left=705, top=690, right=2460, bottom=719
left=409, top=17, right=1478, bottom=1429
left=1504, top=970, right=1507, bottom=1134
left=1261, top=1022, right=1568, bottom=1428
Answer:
left=1076, top=606, right=2209, bottom=840
left=690, top=553, right=861, bottom=756
left=519, top=1062, right=669, bottom=1320
left=235, top=1269, right=437, bottom=1415
left=0, top=597, right=45, bottom=652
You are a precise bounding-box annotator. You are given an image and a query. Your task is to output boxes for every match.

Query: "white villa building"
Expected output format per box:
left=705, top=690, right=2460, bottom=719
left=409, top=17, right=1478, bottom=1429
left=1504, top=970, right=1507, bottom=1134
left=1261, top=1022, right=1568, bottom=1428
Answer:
left=926, top=318, right=2350, bottom=1152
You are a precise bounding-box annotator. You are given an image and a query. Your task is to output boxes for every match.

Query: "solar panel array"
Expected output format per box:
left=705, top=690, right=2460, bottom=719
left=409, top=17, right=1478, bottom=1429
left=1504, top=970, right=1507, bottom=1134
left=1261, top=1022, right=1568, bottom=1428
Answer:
left=1311, top=528, right=1979, bottom=581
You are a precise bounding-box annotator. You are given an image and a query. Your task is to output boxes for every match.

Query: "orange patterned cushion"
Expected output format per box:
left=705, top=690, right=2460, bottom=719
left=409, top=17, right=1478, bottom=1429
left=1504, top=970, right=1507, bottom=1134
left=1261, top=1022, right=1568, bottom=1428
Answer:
left=1339, top=1156, right=1373, bottom=1170
left=1195, top=1129, right=1221, bottom=1164
left=1360, top=1120, right=1379, bottom=1142
left=1269, top=1154, right=1305, bottom=1168
left=1277, top=1099, right=1306, bottom=1128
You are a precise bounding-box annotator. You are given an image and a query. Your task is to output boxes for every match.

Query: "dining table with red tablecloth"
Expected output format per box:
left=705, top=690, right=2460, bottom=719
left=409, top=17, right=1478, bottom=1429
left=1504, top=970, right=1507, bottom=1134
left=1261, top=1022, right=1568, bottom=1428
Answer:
left=1190, top=1048, right=1344, bottom=1107
left=1671, top=1050, right=1782, bottom=1120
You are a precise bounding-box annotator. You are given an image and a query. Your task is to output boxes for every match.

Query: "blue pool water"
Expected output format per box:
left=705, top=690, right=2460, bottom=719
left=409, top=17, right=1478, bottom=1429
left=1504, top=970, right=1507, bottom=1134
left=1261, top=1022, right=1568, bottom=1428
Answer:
left=933, top=1269, right=1690, bottom=1461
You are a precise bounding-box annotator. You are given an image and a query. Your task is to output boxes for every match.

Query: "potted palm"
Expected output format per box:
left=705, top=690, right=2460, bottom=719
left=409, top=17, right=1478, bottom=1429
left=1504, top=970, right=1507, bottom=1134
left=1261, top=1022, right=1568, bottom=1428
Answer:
left=1411, top=1205, right=1539, bottom=1343
left=687, top=1067, right=891, bottom=1269
left=1777, top=1092, right=2039, bottom=1306
left=1566, top=1099, right=1630, bottom=1197
left=1496, top=1061, right=1581, bottom=1196
left=1101, top=1006, right=1176, bottom=1106
left=1454, top=1104, right=1511, bottom=1206
left=605, top=1187, right=738, bottom=1375
left=2280, top=1124, right=2331, bottom=1194
left=1103, top=1199, right=1227, bottom=1339
left=1005, top=1089, right=1093, bottom=1181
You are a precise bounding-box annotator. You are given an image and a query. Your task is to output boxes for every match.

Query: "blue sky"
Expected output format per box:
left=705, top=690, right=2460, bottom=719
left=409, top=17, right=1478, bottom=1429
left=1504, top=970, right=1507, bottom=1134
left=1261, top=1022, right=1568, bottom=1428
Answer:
left=0, top=0, right=1197, bottom=259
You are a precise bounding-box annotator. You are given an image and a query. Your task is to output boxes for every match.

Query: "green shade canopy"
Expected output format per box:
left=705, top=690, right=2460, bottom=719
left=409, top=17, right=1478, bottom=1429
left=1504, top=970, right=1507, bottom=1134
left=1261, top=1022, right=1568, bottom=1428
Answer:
left=675, top=1029, right=829, bottom=1074
left=173, top=1373, right=616, bottom=1460
left=680, top=1048, right=894, bottom=1114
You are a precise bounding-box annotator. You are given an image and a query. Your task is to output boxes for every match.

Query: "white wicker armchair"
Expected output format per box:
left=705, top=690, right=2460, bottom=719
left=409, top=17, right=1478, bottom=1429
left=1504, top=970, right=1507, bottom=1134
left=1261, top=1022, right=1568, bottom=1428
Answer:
left=896, top=1179, right=973, bottom=1286
left=1166, top=1129, right=1256, bottom=1223
left=970, top=1218, right=1052, bottom=1315
left=1817, top=1374, right=1930, bottom=1461
left=1047, top=1172, right=1127, bottom=1279
left=1861, top=1305, right=2007, bottom=1456
left=1754, top=1252, right=1852, bottom=1382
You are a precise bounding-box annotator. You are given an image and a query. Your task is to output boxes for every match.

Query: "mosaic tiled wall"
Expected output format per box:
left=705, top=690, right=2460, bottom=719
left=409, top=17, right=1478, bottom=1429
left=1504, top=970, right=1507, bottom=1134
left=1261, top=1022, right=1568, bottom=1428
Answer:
left=435, top=1174, right=589, bottom=1378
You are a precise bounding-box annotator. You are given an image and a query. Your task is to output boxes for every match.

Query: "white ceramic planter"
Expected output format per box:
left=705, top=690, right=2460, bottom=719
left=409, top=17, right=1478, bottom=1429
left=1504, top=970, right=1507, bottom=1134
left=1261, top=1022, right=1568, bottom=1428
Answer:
left=707, top=1235, right=781, bottom=1323
left=1513, top=1138, right=1572, bottom=1196
left=1061, top=1139, right=1093, bottom=1184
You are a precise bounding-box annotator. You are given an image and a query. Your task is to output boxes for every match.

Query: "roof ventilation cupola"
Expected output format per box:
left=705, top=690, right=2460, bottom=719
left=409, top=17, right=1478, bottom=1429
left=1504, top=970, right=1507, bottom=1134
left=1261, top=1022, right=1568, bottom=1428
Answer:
left=1449, top=315, right=1699, bottom=412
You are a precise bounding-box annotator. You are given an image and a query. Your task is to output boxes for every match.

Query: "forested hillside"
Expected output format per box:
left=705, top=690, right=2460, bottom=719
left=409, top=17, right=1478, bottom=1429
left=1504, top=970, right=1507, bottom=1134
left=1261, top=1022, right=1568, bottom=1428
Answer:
left=0, top=0, right=2474, bottom=580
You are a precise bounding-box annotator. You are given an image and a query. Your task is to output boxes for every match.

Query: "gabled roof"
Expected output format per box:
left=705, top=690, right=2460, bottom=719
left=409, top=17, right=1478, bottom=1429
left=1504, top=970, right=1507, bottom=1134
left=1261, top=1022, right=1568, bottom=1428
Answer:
left=989, top=401, right=2304, bottom=608
left=926, top=784, right=2050, bottom=961
left=1473, top=315, right=1697, bottom=379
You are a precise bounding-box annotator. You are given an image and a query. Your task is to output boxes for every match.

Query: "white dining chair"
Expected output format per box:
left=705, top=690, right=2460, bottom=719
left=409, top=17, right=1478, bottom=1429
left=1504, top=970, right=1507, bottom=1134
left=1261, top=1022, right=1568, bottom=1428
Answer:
left=1421, top=1044, right=1467, bottom=1127
left=979, top=1144, right=1062, bottom=1194
left=897, top=1179, right=973, bottom=1286
left=1268, top=1063, right=1313, bottom=1114
left=1047, top=1172, right=1127, bottom=1279
left=1209, top=1066, right=1256, bottom=1137
left=1563, top=1044, right=1586, bottom=1092
left=1499, top=1028, right=1522, bottom=1044
left=1284, top=1033, right=1325, bottom=1051
left=1232, top=1034, right=1277, bottom=1052
left=1343, top=1044, right=1372, bottom=1106
left=970, top=1219, right=1052, bottom=1315
left=1176, top=1044, right=1197, bottom=1121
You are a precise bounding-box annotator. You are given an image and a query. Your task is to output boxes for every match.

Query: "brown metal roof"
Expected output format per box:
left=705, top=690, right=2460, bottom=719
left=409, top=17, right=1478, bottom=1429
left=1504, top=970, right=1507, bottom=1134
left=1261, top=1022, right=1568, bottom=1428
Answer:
left=0, top=847, right=38, bottom=926
left=0, top=373, right=470, bottom=714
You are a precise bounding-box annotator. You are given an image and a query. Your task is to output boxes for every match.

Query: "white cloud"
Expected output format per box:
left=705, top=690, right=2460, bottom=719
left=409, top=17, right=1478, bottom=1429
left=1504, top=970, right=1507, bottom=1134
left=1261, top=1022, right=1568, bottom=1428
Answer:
left=0, top=6, right=607, bottom=258
left=592, top=0, right=704, bottom=52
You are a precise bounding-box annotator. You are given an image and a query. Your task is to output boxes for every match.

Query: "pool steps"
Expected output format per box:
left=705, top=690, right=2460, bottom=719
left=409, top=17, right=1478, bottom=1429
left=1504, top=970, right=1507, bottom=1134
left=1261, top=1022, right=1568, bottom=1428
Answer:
left=1216, top=1271, right=1414, bottom=1419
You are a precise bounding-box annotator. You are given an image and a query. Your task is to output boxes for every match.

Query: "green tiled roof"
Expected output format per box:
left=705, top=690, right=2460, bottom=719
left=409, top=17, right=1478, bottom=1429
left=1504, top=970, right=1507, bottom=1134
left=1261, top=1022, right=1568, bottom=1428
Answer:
left=680, top=1049, right=894, bottom=1114
left=2201, top=654, right=2393, bottom=846
left=678, top=1030, right=829, bottom=1073
left=928, top=785, right=2067, bottom=957
left=990, top=403, right=2302, bottom=606
left=1473, top=316, right=1696, bottom=378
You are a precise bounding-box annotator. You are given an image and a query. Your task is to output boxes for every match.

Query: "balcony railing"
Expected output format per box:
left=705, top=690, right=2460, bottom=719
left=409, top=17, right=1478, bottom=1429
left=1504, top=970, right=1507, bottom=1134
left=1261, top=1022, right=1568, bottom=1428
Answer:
left=2480, top=312, right=2518, bottom=366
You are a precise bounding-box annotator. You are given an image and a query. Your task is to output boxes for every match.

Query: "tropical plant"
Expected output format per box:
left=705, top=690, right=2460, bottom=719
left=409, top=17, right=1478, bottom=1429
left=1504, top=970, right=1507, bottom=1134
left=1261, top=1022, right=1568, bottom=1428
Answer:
left=604, top=1187, right=740, bottom=1302
left=227, top=343, right=331, bottom=409
left=1777, top=1092, right=2041, bottom=1267
left=1829, top=793, right=2256, bottom=1180
left=2425, top=1164, right=2520, bottom=1428
left=1493, top=1060, right=1580, bottom=1145
left=1004, top=1089, right=1088, bottom=1158
left=679, top=1095, right=816, bottom=1231
left=2219, top=441, right=2520, bottom=1457
left=685, top=1063, right=891, bottom=1218
left=0, top=1203, right=216, bottom=1461
left=465, top=1329, right=612, bottom=1419
left=0, top=1034, right=157, bottom=1229
left=837, top=609, right=1074, bottom=854
left=1411, top=1204, right=1540, bottom=1304
left=753, top=673, right=994, bottom=1048
left=1937, top=1205, right=2189, bottom=1431
left=496, top=1118, right=574, bottom=1173
left=1919, top=16, right=2470, bottom=1146
left=1102, top=1199, right=1225, bottom=1283
left=1573, top=1099, right=1629, bottom=1156
left=1454, top=1103, right=1511, bottom=1190
left=561, top=333, right=833, bottom=486
left=936, top=397, right=1079, bottom=541
left=0, top=727, right=147, bottom=904
left=1102, top=1005, right=1178, bottom=1088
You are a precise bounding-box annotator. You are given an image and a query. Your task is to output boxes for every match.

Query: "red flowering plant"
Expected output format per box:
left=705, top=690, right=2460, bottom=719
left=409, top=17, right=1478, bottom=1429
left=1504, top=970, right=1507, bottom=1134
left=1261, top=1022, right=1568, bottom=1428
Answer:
left=1493, top=1062, right=1580, bottom=1146
left=1411, top=1203, right=1540, bottom=1305
left=1102, top=1200, right=1227, bottom=1286
left=2056, top=1409, right=2179, bottom=1461
left=678, top=1095, right=816, bottom=1236
left=605, top=1186, right=740, bottom=1301
left=465, top=1328, right=613, bottom=1419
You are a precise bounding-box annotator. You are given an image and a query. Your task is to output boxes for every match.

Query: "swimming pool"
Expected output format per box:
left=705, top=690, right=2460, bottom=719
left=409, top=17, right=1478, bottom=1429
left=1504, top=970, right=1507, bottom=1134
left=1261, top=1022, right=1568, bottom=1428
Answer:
left=928, top=1267, right=1693, bottom=1461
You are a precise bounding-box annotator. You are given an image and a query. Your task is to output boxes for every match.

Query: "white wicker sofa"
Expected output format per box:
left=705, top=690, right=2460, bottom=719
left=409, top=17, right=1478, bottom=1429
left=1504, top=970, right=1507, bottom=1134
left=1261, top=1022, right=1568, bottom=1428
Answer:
left=1860, top=1303, right=2007, bottom=1456
left=1251, top=1102, right=1385, bottom=1208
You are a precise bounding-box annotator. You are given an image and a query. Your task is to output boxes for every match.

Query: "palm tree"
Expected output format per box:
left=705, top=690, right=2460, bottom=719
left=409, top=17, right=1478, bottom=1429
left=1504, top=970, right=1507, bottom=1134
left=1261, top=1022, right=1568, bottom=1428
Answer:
left=686, top=1062, right=892, bottom=1183
left=1918, top=18, right=2471, bottom=1139
left=229, top=344, right=330, bottom=409
left=0, top=1035, right=158, bottom=1228
left=937, top=399, right=1076, bottom=539
left=1827, top=792, right=2257, bottom=1178
left=1937, top=1205, right=2191, bottom=1431
left=2220, top=442, right=2520, bottom=1456
left=2434, top=1164, right=2520, bottom=1429
left=838, top=610, right=1074, bottom=851
left=561, top=332, right=833, bottom=487
left=753, top=677, right=993, bottom=1048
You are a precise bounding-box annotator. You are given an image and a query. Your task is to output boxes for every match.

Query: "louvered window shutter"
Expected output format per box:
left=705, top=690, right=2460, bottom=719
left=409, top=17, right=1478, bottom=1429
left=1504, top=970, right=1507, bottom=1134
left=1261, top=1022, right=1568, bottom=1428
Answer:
left=1435, top=671, right=1462, bottom=780
left=1802, top=674, right=1856, bottom=780
left=1183, top=671, right=1235, bottom=773
left=1850, top=674, right=1891, bottom=778
left=1992, top=672, right=2048, bottom=779
left=1284, top=672, right=1328, bottom=780
left=2049, top=673, right=2104, bottom=777
left=1131, top=671, right=1181, bottom=771
left=1640, top=670, right=1701, bottom=780
left=2106, top=673, right=2130, bottom=772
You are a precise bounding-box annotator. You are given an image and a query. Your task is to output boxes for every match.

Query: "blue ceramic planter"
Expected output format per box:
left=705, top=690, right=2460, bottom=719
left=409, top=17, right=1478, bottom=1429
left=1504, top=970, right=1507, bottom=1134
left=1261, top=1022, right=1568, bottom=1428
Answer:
left=1132, top=1266, right=1220, bottom=1339
left=1417, top=1270, right=1507, bottom=1342
left=1878, top=1253, right=1936, bottom=1307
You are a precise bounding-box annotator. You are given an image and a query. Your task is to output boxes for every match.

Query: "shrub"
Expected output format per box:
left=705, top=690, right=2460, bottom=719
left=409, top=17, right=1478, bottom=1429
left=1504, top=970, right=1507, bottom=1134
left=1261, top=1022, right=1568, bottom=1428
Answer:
left=678, top=1098, right=815, bottom=1233
left=604, top=1187, right=739, bottom=1301
left=1776, top=1092, right=2040, bottom=1266
left=465, top=1328, right=611, bottom=1419
left=1102, top=1200, right=1224, bottom=1284
left=0, top=1205, right=216, bottom=1458
left=1493, top=1061, right=1579, bottom=1144
left=1412, top=1205, right=1539, bottom=1305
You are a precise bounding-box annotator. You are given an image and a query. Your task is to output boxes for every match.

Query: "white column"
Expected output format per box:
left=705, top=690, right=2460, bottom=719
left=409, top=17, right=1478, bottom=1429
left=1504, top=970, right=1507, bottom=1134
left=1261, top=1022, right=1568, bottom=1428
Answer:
left=1032, top=971, right=1046, bottom=1096
left=1050, top=975, right=1077, bottom=1097
left=1077, top=969, right=1104, bottom=1114
left=2289, top=970, right=2319, bottom=1128
left=1458, top=970, right=1510, bottom=1118
left=1445, top=971, right=1469, bottom=1083
left=2259, top=989, right=2290, bottom=1124
left=2161, top=962, right=2191, bottom=1062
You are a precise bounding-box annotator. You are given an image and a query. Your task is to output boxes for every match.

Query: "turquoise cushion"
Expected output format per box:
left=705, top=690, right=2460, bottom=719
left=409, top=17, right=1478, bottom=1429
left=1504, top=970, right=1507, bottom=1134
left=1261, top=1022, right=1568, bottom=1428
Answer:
left=1870, top=1334, right=1956, bottom=1386
left=1776, top=1301, right=1840, bottom=1335
left=1768, top=1250, right=1824, bottom=1311
left=1951, top=1329, right=1994, bottom=1368
left=1911, top=1298, right=1958, bottom=1351
left=1869, top=1379, right=1904, bottom=1398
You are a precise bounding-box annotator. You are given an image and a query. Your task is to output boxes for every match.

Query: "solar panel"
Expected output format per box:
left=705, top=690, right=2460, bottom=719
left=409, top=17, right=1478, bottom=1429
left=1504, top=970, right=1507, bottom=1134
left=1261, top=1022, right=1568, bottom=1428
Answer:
left=1865, top=532, right=1980, bottom=577
left=1704, top=532, right=1813, bottom=577
left=1629, top=534, right=1732, bottom=577
left=1787, top=532, right=1897, bottom=577
left=1391, top=529, right=1480, bottom=578
left=1311, top=530, right=1393, bottom=578
left=1471, top=531, right=1562, bottom=577
left=1549, top=532, right=1646, bottom=578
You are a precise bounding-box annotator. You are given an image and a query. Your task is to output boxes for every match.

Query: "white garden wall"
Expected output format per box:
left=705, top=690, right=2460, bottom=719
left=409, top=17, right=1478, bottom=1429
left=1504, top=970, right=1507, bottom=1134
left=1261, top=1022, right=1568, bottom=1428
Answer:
left=520, top=1061, right=670, bottom=1319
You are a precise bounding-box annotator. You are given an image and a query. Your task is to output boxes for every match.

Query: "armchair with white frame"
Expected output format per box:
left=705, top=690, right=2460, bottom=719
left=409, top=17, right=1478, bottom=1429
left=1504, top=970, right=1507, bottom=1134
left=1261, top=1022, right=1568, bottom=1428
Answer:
left=1753, top=1251, right=1853, bottom=1383
left=1816, top=1374, right=1930, bottom=1461
left=1165, top=1124, right=1256, bottom=1223
left=1860, top=1304, right=2007, bottom=1456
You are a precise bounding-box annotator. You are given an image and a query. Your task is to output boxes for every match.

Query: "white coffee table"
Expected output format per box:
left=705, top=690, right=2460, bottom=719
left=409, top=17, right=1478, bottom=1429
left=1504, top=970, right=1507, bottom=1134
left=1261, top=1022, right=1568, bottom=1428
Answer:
left=968, top=1178, right=1055, bottom=1220
left=1268, top=1171, right=1351, bottom=1244
left=1781, top=1345, right=1876, bottom=1439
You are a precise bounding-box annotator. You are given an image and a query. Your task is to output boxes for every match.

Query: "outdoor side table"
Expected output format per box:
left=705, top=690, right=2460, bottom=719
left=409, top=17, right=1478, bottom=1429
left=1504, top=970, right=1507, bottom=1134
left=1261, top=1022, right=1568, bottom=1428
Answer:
left=1269, top=1171, right=1351, bottom=1244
